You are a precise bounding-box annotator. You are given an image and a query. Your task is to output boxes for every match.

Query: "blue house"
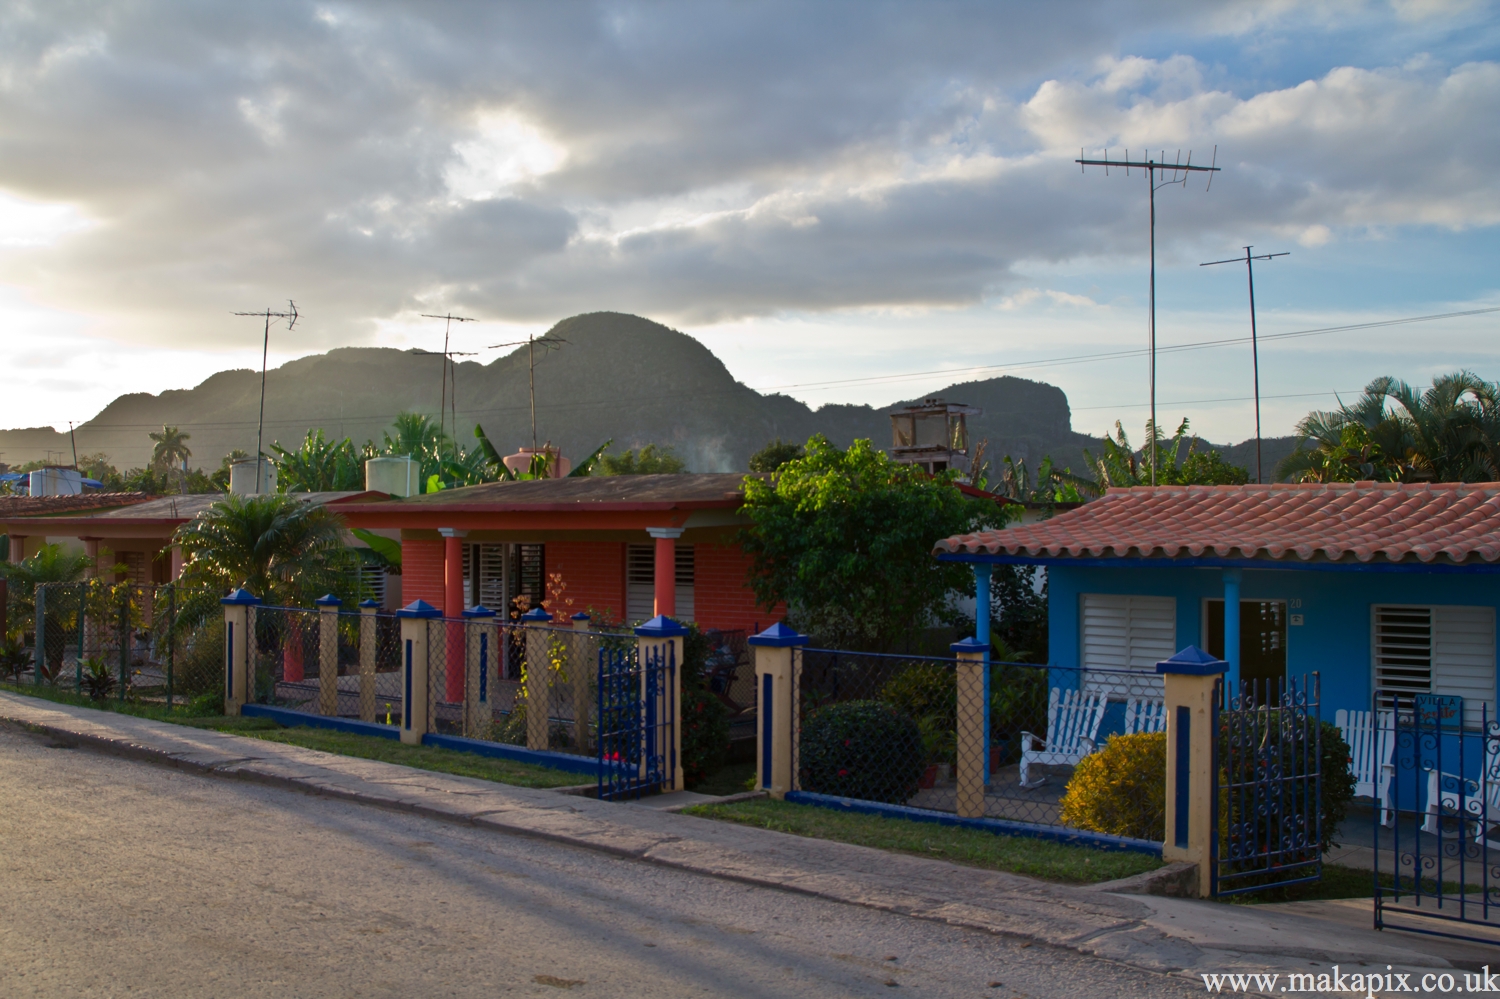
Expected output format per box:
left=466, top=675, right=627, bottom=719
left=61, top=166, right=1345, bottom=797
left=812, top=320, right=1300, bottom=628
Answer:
left=935, top=482, right=1500, bottom=730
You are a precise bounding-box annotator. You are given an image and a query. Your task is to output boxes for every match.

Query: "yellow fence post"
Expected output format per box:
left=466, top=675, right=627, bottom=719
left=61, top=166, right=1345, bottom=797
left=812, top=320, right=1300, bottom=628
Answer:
left=1158, top=646, right=1228, bottom=899
left=463, top=605, right=496, bottom=738
left=636, top=615, right=687, bottom=792
left=570, top=612, right=594, bottom=754
left=748, top=623, right=806, bottom=800
left=952, top=636, right=988, bottom=819
left=398, top=600, right=439, bottom=746
left=220, top=588, right=258, bottom=715
left=358, top=599, right=378, bottom=723
left=521, top=607, right=554, bottom=751
left=316, top=594, right=341, bottom=716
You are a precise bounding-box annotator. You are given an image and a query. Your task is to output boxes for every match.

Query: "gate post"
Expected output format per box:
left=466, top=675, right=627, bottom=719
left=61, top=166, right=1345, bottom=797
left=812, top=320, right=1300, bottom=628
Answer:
left=952, top=637, right=988, bottom=818
left=221, top=588, right=259, bottom=715
left=570, top=612, right=593, bottom=753
left=637, top=615, right=688, bottom=792
left=316, top=594, right=341, bottom=716
left=398, top=600, right=440, bottom=745
left=749, top=623, right=807, bottom=799
left=358, top=599, right=378, bottom=723
left=1157, top=646, right=1228, bottom=899
left=521, top=607, right=554, bottom=751
left=463, top=605, right=497, bottom=738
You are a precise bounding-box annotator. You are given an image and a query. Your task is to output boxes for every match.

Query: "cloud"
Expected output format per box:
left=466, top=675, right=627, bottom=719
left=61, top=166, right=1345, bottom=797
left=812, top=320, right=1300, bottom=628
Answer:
left=0, top=1, right=1491, bottom=343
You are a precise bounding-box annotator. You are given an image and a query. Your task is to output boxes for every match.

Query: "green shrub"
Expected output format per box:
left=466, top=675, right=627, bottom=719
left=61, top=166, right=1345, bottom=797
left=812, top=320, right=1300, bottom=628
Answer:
left=881, top=662, right=956, bottom=764
left=80, top=656, right=117, bottom=702
left=1060, top=732, right=1166, bottom=841
left=1218, top=715, right=1357, bottom=857
left=800, top=700, right=925, bottom=804
left=680, top=625, right=729, bottom=788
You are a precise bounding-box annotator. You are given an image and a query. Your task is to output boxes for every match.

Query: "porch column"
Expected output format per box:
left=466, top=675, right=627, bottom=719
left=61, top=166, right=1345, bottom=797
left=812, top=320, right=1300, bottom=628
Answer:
left=81, top=537, right=101, bottom=578
left=1222, top=568, right=1241, bottom=691
left=169, top=545, right=185, bottom=580
left=1158, top=646, right=1227, bottom=899
left=647, top=527, right=683, bottom=618
left=749, top=622, right=808, bottom=799
left=9, top=535, right=26, bottom=563
left=972, top=563, right=993, bottom=785
left=439, top=528, right=468, bottom=705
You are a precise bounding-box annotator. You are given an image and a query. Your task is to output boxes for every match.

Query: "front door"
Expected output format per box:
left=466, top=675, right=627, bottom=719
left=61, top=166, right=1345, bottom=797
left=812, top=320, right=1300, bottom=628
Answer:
left=1205, top=599, right=1287, bottom=688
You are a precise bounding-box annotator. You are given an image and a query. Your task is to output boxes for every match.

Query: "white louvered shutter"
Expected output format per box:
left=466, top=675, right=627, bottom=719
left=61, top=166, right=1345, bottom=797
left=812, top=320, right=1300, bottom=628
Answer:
left=1433, top=605, right=1496, bottom=728
left=1080, top=594, right=1174, bottom=697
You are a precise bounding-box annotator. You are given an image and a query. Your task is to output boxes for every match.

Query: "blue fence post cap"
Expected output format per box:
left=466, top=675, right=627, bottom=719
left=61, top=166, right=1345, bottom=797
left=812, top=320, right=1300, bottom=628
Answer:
left=463, top=605, right=497, bottom=619
left=571, top=611, right=591, bottom=622
left=520, top=606, right=553, bottom=623
left=950, top=636, right=989, bottom=655
left=315, top=593, right=342, bottom=607
left=358, top=598, right=380, bottom=609
left=397, top=599, right=442, bottom=619
left=1155, top=645, right=1228, bottom=675
left=636, top=615, right=689, bottom=638
left=221, top=588, right=261, bottom=605
left=748, top=621, right=809, bottom=647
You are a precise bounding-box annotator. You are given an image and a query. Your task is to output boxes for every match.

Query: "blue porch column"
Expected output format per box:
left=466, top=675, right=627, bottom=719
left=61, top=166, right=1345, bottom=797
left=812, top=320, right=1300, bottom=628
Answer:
left=972, top=563, right=993, bottom=785
left=1222, top=568, right=1241, bottom=692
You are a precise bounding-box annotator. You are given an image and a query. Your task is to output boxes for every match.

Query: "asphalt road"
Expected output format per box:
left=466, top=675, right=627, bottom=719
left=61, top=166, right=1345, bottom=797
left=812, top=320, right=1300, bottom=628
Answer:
left=0, top=725, right=1200, bottom=998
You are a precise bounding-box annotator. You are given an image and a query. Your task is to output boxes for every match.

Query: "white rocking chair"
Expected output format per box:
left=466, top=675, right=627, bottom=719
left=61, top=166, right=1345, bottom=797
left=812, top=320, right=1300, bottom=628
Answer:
left=1335, top=708, right=1397, bottom=826
left=1019, top=687, right=1106, bottom=788
left=1123, top=696, right=1167, bottom=735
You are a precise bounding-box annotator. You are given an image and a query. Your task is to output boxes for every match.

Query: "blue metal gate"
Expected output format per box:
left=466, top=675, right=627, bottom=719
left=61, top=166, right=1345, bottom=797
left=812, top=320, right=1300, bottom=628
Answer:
left=1213, top=673, right=1324, bottom=897
left=596, top=642, right=675, bottom=801
left=1374, top=702, right=1499, bottom=944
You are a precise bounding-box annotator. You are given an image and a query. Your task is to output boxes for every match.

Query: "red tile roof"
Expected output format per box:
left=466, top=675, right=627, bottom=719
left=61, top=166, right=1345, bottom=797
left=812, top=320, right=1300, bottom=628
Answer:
left=0, top=492, right=152, bottom=519
left=934, top=482, right=1500, bottom=566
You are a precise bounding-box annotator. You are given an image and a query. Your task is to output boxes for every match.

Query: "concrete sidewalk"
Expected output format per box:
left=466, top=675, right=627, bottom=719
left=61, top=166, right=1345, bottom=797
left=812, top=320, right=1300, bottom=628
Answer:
left=2, top=692, right=1492, bottom=983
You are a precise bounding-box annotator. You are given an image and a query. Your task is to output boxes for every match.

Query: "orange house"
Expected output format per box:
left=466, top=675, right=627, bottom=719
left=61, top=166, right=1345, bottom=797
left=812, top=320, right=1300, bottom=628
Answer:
left=334, top=474, right=777, bottom=631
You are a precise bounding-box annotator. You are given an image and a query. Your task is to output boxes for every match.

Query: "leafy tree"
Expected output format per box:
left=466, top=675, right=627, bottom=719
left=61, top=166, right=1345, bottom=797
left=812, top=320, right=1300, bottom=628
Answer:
left=172, top=494, right=357, bottom=620
left=598, top=443, right=687, bottom=475
left=1085, top=418, right=1248, bottom=489
left=738, top=435, right=1009, bottom=651
left=149, top=425, right=193, bottom=492
left=271, top=429, right=366, bottom=492
left=748, top=438, right=804, bottom=473
left=992, top=454, right=1087, bottom=503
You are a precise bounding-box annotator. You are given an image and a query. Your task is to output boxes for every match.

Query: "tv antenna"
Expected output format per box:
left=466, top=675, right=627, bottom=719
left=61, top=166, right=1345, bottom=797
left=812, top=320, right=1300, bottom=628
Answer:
left=232, top=300, right=299, bottom=492
left=416, top=313, right=478, bottom=440
left=1200, top=247, right=1289, bottom=485
left=487, top=333, right=569, bottom=451
left=1077, top=148, right=1220, bottom=484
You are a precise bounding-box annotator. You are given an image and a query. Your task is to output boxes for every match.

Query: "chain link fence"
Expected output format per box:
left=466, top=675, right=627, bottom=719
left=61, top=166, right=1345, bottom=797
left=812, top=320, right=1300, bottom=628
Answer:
left=792, top=648, right=1163, bottom=832
left=246, top=605, right=405, bottom=725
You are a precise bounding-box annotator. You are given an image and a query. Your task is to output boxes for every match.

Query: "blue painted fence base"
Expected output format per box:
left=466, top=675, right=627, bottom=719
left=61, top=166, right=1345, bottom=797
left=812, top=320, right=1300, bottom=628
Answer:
left=783, top=791, right=1164, bottom=857
left=241, top=704, right=400, bottom=739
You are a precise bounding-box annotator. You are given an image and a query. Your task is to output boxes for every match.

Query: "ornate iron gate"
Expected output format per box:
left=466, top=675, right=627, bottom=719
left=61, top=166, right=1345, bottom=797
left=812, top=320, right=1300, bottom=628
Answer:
left=1213, top=673, right=1323, bottom=897
left=1375, top=702, right=1499, bottom=944
left=596, top=642, right=675, bottom=801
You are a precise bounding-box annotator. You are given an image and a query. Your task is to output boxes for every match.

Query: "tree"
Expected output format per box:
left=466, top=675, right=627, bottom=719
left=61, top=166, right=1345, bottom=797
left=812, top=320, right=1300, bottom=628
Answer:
left=1085, top=418, right=1248, bottom=489
left=172, top=494, right=357, bottom=618
left=738, top=435, right=1009, bottom=651
left=598, top=443, right=687, bottom=475
left=271, top=429, right=365, bottom=492
left=0, top=543, right=94, bottom=600
left=149, top=425, right=193, bottom=492
left=748, top=439, right=804, bottom=473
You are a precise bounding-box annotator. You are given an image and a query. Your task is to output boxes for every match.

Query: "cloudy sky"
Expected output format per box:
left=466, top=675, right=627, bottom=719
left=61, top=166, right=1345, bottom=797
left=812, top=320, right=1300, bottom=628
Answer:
left=1, top=0, right=1497, bottom=447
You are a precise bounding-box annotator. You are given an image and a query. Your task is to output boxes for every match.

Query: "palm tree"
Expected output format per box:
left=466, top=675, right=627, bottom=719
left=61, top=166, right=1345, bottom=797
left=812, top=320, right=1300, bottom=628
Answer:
left=149, top=425, right=193, bottom=493
left=271, top=429, right=364, bottom=492
left=0, top=542, right=94, bottom=600
left=172, top=494, right=356, bottom=617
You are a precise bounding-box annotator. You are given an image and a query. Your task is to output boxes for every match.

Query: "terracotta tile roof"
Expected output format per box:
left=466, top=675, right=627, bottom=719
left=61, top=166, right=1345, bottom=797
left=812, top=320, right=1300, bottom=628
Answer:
left=933, top=482, right=1500, bottom=566
left=0, top=492, right=152, bottom=519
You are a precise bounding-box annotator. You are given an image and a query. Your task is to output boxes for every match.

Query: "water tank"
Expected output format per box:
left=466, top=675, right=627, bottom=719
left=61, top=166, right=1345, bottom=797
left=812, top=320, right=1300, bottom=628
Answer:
left=29, top=467, right=83, bottom=496
left=229, top=459, right=277, bottom=495
left=365, top=456, right=419, bottom=497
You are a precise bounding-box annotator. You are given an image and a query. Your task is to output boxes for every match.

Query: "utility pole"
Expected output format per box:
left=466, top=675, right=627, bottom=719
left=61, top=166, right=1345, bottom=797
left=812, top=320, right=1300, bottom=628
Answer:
left=417, top=313, right=477, bottom=440
left=68, top=422, right=78, bottom=469
left=1200, top=247, right=1289, bottom=485
left=1076, top=149, right=1220, bottom=484
left=487, top=333, right=568, bottom=451
left=232, top=300, right=299, bottom=493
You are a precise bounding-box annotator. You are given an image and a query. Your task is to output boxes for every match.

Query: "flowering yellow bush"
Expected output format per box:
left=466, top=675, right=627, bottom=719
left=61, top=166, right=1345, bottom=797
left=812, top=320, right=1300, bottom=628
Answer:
left=1059, top=732, right=1166, bottom=842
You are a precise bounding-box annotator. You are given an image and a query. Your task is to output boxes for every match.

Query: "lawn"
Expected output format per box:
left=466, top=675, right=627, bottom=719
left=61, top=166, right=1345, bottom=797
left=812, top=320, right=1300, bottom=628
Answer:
left=682, top=796, right=1163, bottom=885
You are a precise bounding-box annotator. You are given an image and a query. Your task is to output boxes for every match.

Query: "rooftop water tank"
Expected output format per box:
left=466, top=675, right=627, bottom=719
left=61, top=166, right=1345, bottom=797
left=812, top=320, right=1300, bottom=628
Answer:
left=365, top=456, right=419, bottom=497
left=229, top=458, right=277, bottom=495
left=29, top=466, right=83, bottom=496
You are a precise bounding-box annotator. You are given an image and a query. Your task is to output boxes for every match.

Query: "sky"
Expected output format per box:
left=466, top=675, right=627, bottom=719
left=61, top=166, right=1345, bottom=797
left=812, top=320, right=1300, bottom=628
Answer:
left=0, top=0, right=1497, bottom=447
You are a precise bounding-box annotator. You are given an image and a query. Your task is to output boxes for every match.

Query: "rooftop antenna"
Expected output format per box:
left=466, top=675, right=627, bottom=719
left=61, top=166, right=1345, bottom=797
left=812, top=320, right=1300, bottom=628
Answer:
left=1077, top=146, right=1220, bottom=484
left=1200, top=246, right=1289, bottom=485
left=487, top=333, right=569, bottom=451
left=416, top=313, right=478, bottom=440
left=232, top=299, right=299, bottom=492
left=68, top=421, right=78, bottom=469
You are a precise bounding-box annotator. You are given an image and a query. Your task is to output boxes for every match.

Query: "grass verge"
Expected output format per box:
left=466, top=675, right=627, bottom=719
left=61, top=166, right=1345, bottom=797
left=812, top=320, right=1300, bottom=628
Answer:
left=689, top=761, right=756, bottom=797
left=0, top=682, right=586, bottom=789
left=682, top=797, right=1162, bottom=885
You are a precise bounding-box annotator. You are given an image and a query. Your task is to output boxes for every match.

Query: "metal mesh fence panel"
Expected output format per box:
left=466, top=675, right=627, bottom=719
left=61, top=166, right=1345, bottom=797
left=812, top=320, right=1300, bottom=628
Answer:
left=248, top=606, right=323, bottom=712
left=793, top=648, right=1163, bottom=831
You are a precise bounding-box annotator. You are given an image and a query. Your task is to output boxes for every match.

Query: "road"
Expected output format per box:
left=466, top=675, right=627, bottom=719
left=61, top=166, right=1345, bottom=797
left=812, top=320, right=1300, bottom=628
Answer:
left=0, top=725, right=1199, bottom=998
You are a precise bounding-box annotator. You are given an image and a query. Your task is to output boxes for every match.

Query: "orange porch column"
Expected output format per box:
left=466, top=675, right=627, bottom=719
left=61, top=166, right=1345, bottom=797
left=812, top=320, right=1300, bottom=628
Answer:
left=647, top=527, right=682, bottom=619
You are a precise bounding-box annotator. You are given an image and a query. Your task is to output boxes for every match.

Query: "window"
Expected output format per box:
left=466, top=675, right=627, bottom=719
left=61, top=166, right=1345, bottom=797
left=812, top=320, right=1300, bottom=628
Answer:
left=1080, top=594, right=1175, bottom=697
left=1373, top=604, right=1495, bottom=727
left=359, top=564, right=387, bottom=607
left=626, top=543, right=694, bottom=623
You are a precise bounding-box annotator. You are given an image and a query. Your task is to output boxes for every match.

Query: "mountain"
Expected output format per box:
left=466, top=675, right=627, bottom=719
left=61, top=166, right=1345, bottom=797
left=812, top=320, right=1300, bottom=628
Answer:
left=0, top=311, right=1284, bottom=477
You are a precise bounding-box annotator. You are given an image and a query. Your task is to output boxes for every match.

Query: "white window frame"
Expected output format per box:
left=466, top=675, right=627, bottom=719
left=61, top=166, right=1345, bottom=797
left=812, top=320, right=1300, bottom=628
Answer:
left=1080, top=593, right=1175, bottom=698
